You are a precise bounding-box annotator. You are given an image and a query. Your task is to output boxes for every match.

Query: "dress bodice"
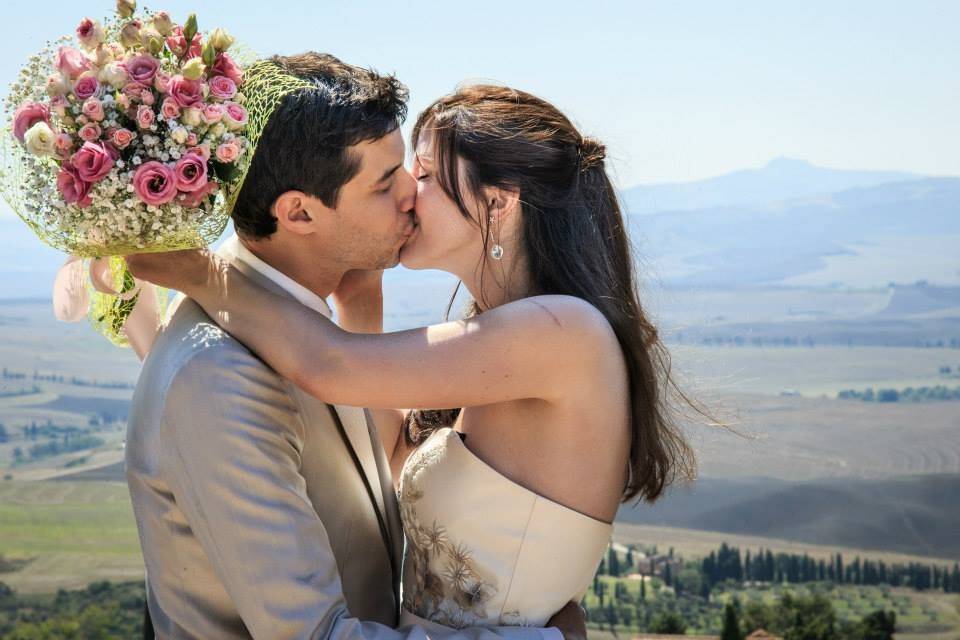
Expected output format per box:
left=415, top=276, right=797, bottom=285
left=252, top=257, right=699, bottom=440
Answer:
left=398, top=427, right=612, bottom=628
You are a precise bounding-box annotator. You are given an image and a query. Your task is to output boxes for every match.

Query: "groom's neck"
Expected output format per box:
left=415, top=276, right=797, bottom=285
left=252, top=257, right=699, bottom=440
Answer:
left=239, top=235, right=344, bottom=299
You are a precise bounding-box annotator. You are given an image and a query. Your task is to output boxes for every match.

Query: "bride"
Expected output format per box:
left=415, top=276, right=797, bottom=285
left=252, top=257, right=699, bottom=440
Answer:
left=127, top=84, right=696, bottom=629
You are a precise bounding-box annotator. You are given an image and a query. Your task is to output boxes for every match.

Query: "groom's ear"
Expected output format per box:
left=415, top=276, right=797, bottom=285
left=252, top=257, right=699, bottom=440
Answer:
left=272, top=190, right=328, bottom=236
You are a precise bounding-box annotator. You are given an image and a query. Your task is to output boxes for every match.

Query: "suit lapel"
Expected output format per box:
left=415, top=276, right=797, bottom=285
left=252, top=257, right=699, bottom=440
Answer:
left=331, top=404, right=387, bottom=524
left=215, top=250, right=402, bottom=601
left=363, top=408, right=404, bottom=591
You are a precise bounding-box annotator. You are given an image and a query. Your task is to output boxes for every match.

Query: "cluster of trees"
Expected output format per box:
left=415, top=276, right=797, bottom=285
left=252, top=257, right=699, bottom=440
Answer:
left=721, top=594, right=895, bottom=640
left=675, top=334, right=819, bottom=348
left=0, top=386, right=42, bottom=399
left=837, top=385, right=960, bottom=402
left=0, top=580, right=145, bottom=638
left=702, top=545, right=960, bottom=593
left=585, top=578, right=712, bottom=634
left=1, top=366, right=135, bottom=390
left=13, top=435, right=105, bottom=465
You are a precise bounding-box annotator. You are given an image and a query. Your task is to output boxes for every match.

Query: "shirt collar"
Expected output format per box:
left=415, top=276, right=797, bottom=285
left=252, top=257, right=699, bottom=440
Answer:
left=218, top=234, right=333, bottom=319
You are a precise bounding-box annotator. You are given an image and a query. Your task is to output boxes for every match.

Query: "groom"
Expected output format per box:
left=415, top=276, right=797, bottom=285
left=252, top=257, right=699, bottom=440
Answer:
left=126, top=53, right=583, bottom=640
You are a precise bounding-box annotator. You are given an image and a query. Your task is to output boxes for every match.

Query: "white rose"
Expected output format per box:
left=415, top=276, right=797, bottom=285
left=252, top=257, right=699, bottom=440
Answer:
left=99, top=62, right=128, bottom=89
left=24, top=122, right=57, bottom=156
left=170, top=126, right=189, bottom=144
left=180, top=107, right=202, bottom=127
left=46, top=73, right=71, bottom=97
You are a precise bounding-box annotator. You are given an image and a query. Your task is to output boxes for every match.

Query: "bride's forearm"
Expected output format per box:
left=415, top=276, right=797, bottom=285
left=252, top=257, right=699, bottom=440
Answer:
left=183, top=258, right=345, bottom=395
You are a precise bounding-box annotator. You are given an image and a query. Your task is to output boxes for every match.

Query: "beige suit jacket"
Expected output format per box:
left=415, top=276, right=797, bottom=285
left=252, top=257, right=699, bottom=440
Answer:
left=126, top=253, right=553, bottom=640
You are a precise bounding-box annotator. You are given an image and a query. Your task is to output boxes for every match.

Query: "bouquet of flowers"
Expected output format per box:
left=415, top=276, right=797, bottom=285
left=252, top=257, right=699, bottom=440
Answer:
left=0, top=0, right=250, bottom=347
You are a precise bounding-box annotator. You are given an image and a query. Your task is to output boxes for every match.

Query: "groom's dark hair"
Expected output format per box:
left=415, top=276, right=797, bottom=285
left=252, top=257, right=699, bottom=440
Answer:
left=232, top=52, right=409, bottom=238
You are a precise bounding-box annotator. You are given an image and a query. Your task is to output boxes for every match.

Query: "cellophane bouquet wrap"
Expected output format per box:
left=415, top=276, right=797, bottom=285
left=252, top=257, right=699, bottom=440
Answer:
left=0, top=0, right=252, bottom=345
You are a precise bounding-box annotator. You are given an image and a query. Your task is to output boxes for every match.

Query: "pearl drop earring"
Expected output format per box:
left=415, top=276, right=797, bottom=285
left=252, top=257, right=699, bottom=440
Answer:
left=489, top=214, right=504, bottom=260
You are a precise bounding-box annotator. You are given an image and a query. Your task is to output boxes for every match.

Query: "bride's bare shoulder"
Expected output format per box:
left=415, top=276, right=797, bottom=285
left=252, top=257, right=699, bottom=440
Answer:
left=497, top=294, right=621, bottom=355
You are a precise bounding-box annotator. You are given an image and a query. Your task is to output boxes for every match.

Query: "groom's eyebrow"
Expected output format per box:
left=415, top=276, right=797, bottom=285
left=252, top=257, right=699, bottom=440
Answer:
left=373, top=163, right=403, bottom=187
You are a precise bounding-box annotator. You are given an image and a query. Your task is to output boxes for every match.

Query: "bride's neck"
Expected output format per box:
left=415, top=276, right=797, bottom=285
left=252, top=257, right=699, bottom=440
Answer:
left=459, top=249, right=532, bottom=312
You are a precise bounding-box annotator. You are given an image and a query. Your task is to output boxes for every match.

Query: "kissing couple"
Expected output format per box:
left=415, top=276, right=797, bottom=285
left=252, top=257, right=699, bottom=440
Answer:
left=124, top=51, right=696, bottom=639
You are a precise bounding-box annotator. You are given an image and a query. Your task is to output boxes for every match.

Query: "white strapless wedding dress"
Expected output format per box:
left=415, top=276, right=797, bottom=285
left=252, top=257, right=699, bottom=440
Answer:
left=397, top=427, right=612, bottom=629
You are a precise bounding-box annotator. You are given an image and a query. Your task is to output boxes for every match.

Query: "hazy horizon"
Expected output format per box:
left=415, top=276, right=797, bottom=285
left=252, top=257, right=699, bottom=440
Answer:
left=1, top=0, right=958, bottom=188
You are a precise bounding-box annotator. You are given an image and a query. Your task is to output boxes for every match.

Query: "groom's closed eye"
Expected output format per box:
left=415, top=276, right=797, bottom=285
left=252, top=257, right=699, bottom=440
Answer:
left=372, top=163, right=403, bottom=193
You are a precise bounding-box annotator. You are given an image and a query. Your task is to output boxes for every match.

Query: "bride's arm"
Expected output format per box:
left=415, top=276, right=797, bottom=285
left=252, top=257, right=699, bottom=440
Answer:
left=127, top=250, right=610, bottom=411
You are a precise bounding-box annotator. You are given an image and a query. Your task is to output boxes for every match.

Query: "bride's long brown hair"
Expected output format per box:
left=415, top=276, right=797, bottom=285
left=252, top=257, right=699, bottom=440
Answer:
left=409, top=85, right=703, bottom=503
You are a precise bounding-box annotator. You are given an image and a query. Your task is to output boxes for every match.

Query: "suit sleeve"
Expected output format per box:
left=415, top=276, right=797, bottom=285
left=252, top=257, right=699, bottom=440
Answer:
left=161, top=346, right=560, bottom=640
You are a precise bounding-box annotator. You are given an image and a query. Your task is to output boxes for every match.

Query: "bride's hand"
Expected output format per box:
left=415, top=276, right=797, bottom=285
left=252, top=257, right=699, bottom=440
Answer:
left=125, top=249, right=216, bottom=293
left=331, top=268, right=383, bottom=307
left=332, top=268, right=384, bottom=334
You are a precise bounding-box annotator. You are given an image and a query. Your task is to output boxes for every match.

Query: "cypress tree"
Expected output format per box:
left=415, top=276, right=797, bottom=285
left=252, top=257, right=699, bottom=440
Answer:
left=721, top=602, right=742, bottom=640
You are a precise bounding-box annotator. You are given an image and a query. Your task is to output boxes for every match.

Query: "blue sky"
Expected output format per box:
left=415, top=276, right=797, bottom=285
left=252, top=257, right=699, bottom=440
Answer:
left=1, top=0, right=957, bottom=191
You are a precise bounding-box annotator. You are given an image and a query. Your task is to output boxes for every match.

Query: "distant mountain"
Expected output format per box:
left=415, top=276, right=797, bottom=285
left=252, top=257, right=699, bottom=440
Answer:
left=629, top=177, right=960, bottom=288
left=616, top=474, right=960, bottom=560
left=623, top=157, right=921, bottom=216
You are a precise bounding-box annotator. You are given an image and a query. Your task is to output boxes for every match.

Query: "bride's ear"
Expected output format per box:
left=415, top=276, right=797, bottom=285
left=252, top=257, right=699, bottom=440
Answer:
left=485, top=187, right=521, bottom=222
left=272, top=190, right=325, bottom=236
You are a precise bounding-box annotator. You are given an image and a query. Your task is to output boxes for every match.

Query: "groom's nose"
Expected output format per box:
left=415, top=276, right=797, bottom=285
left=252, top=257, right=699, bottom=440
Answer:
left=396, top=167, right=416, bottom=213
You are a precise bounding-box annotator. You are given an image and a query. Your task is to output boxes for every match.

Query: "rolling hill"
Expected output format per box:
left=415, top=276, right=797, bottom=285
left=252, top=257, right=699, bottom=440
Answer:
left=616, top=474, right=960, bottom=560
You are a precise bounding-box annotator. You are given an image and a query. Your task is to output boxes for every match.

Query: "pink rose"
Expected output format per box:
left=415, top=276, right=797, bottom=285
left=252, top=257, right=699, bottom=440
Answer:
left=188, top=144, right=211, bottom=161
left=81, top=98, right=105, bottom=122
left=202, top=104, right=224, bottom=125
left=178, top=181, right=217, bottom=208
left=153, top=70, right=171, bottom=93
left=222, top=102, right=248, bottom=131
left=71, top=141, right=117, bottom=183
left=49, top=95, right=69, bottom=117
left=55, top=133, right=75, bottom=158
left=136, top=105, right=155, bottom=129
left=140, top=89, right=155, bottom=106
left=133, top=161, right=177, bottom=205
left=168, top=75, right=203, bottom=108
left=110, top=128, right=135, bottom=149
left=73, top=75, right=101, bottom=101
left=12, top=102, right=50, bottom=142
left=57, top=161, right=93, bottom=208
left=76, top=18, right=104, bottom=50
left=173, top=152, right=209, bottom=192
left=78, top=122, right=102, bottom=142
left=208, top=75, right=237, bottom=101
left=121, top=83, right=145, bottom=103
left=186, top=132, right=198, bottom=146
left=212, top=53, right=243, bottom=85
left=166, top=26, right=202, bottom=59
left=56, top=46, right=91, bottom=80
left=123, top=54, right=160, bottom=86
left=215, top=140, right=241, bottom=163
left=160, top=97, right=181, bottom=120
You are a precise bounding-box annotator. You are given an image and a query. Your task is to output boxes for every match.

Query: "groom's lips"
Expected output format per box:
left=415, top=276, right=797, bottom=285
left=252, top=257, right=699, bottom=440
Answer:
left=402, top=214, right=419, bottom=242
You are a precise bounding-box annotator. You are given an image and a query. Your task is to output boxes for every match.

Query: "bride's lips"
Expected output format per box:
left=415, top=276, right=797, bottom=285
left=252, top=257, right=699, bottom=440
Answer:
left=402, top=214, right=420, bottom=245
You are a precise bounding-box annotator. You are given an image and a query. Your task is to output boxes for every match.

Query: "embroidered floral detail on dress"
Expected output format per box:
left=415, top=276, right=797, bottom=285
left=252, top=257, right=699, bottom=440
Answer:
left=399, top=435, right=501, bottom=628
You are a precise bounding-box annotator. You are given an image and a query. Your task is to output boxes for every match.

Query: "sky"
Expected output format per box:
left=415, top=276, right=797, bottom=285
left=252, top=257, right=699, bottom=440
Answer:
left=1, top=0, right=958, bottom=193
